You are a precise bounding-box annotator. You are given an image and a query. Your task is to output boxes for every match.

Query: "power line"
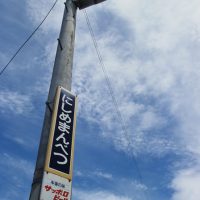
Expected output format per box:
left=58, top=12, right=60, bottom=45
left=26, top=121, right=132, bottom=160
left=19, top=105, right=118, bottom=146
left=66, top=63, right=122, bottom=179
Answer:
left=0, top=0, right=59, bottom=76
left=83, top=9, right=147, bottom=193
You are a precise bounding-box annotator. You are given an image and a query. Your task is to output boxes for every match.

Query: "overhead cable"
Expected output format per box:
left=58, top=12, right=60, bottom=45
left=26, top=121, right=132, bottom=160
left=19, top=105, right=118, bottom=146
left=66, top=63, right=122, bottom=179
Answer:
left=0, top=0, right=58, bottom=76
left=83, top=9, right=147, bottom=192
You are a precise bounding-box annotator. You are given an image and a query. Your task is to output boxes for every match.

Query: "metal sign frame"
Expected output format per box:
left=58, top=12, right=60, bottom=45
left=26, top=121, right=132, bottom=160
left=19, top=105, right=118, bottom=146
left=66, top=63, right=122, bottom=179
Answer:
left=45, top=86, right=77, bottom=180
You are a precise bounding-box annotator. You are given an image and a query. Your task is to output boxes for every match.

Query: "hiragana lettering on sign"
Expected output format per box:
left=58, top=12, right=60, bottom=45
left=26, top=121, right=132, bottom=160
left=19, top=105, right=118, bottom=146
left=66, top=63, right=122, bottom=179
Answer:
left=45, top=86, right=77, bottom=179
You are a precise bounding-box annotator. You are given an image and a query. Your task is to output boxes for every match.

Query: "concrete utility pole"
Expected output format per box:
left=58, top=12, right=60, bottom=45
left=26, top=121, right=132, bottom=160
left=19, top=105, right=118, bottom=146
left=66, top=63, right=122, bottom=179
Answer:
left=29, top=0, right=106, bottom=199
left=29, top=1, right=77, bottom=199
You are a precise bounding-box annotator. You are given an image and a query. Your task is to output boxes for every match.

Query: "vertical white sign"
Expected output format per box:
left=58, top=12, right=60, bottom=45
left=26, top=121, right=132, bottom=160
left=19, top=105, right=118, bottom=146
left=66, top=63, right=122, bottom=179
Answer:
left=40, top=172, right=72, bottom=200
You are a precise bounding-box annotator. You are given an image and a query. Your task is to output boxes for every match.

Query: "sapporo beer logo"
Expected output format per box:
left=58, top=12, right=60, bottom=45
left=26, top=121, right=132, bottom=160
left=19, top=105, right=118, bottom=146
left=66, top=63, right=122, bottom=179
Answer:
left=46, top=87, right=77, bottom=179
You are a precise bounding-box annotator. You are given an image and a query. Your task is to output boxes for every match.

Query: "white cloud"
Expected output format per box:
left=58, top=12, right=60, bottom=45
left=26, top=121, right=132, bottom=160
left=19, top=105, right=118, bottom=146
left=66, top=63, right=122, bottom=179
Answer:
left=0, top=153, right=34, bottom=177
left=172, top=168, right=200, bottom=200
left=73, top=189, right=131, bottom=200
left=74, top=169, right=149, bottom=199
left=0, top=153, right=34, bottom=200
left=94, top=171, right=113, bottom=180
left=75, top=3, right=200, bottom=198
left=73, top=177, right=149, bottom=200
left=3, top=133, right=37, bottom=150
left=72, top=11, right=178, bottom=155
left=25, top=0, right=194, bottom=156
left=33, top=41, right=57, bottom=94
left=104, top=2, right=200, bottom=197
left=26, top=0, right=63, bottom=34
left=0, top=90, right=33, bottom=114
left=75, top=169, right=113, bottom=180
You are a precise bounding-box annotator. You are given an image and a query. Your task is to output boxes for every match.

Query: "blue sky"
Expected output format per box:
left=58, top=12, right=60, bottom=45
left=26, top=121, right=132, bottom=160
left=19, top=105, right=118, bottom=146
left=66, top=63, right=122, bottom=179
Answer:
left=1, top=0, right=200, bottom=199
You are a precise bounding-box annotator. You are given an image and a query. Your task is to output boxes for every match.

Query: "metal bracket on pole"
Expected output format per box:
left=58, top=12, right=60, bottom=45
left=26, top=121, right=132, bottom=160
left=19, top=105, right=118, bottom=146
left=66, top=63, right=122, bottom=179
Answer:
left=45, top=101, right=53, bottom=113
left=57, top=39, right=63, bottom=51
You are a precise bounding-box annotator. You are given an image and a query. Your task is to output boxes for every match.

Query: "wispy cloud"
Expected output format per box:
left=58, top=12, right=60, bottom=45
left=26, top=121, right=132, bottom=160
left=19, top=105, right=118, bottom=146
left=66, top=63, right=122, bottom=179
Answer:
left=26, top=0, right=63, bottom=34
left=0, top=90, right=33, bottom=114
left=71, top=10, right=178, bottom=156
left=0, top=153, right=34, bottom=177
left=73, top=176, right=151, bottom=200
left=3, top=133, right=37, bottom=150
left=0, top=153, right=34, bottom=200
left=73, top=189, right=131, bottom=200
left=75, top=169, right=113, bottom=180
left=76, top=2, right=200, bottom=198
left=74, top=169, right=150, bottom=200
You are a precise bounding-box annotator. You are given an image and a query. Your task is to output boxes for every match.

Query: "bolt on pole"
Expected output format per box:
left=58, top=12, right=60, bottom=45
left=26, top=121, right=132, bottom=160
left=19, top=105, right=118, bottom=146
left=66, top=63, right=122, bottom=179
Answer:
left=29, top=0, right=77, bottom=199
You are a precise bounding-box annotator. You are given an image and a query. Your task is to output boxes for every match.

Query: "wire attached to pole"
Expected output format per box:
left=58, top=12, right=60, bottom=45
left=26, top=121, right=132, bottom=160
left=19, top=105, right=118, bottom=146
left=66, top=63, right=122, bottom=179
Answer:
left=83, top=9, right=148, bottom=194
left=0, top=0, right=59, bottom=76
